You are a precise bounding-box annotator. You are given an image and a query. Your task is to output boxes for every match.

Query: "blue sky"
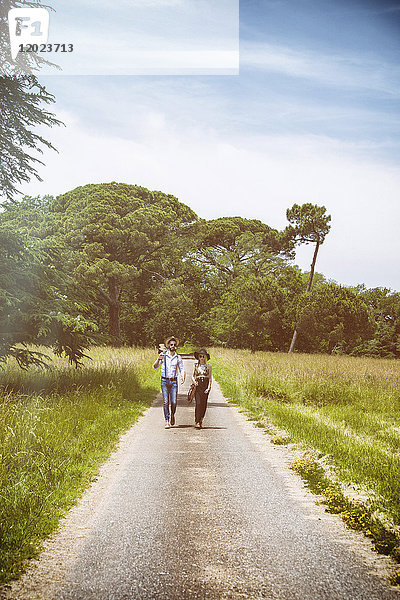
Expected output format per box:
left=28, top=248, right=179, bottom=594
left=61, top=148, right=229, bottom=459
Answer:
left=21, top=0, right=400, bottom=290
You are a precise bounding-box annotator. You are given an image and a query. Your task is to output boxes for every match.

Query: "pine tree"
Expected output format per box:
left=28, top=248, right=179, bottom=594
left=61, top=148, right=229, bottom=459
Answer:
left=0, top=1, right=62, bottom=201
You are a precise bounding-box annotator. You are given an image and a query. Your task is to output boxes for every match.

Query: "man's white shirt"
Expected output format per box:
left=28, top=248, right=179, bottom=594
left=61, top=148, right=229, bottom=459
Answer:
left=154, top=351, right=184, bottom=378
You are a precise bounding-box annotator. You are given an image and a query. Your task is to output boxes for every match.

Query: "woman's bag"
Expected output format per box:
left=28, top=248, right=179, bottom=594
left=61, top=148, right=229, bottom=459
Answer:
left=187, top=383, right=196, bottom=403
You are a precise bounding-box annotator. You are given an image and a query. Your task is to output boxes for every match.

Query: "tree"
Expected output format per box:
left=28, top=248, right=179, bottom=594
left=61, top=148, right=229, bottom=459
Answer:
left=0, top=1, right=62, bottom=201
left=208, top=262, right=303, bottom=351
left=0, top=195, right=99, bottom=367
left=145, top=279, right=197, bottom=345
left=52, top=183, right=197, bottom=345
left=196, top=217, right=291, bottom=273
left=293, top=283, right=372, bottom=354
left=286, top=203, right=331, bottom=352
left=188, top=216, right=293, bottom=292
left=0, top=76, right=62, bottom=201
left=351, top=287, right=400, bottom=358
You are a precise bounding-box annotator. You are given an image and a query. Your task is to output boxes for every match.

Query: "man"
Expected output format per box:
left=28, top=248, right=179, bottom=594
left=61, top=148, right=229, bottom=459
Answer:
left=153, top=336, right=185, bottom=428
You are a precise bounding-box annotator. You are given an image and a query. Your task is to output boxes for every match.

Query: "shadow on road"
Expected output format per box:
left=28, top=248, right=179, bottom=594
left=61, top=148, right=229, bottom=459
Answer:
left=171, top=424, right=227, bottom=430
left=153, top=395, right=232, bottom=406
left=195, top=426, right=227, bottom=430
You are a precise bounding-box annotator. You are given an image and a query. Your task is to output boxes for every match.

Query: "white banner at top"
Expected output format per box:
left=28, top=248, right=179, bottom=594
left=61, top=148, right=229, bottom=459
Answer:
left=3, top=0, right=239, bottom=76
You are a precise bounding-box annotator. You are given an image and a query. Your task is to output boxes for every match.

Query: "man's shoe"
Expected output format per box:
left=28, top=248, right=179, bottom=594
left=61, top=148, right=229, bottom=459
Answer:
left=165, top=421, right=170, bottom=428
left=170, top=413, right=175, bottom=426
left=195, top=423, right=201, bottom=429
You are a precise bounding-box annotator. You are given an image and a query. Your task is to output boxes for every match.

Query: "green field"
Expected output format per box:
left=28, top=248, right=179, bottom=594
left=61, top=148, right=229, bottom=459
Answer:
left=211, top=348, right=400, bottom=562
left=0, top=347, right=159, bottom=584
left=2, top=346, right=400, bottom=585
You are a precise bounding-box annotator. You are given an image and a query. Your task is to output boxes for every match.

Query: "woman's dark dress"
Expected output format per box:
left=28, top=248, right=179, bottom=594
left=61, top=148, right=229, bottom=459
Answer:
left=194, top=363, right=210, bottom=424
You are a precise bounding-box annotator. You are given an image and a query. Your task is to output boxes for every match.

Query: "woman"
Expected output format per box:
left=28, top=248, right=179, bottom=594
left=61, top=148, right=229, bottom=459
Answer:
left=192, top=348, right=212, bottom=429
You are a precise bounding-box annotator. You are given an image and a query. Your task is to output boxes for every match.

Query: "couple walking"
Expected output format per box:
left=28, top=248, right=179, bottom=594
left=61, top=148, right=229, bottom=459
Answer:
left=153, top=336, right=212, bottom=429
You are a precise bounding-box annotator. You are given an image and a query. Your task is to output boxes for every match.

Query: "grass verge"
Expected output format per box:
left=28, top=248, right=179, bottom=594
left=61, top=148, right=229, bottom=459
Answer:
left=211, top=348, right=400, bottom=578
left=0, top=346, right=159, bottom=585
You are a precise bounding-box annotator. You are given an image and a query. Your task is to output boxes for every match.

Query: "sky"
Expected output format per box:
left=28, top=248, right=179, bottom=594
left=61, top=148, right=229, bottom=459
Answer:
left=22, top=0, right=239, bottom=74
left=15, top=0, right=400, bottom=291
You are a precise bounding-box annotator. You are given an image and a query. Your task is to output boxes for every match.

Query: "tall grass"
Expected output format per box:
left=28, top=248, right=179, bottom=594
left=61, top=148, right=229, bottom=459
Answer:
left=211, top=349, right=400, bottom=528
left=0, top=347, right=159, bottom=584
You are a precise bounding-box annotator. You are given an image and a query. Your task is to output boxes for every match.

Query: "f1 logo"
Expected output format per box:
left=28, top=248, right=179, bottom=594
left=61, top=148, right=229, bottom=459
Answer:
left=8, top=8, right=50, bottom=60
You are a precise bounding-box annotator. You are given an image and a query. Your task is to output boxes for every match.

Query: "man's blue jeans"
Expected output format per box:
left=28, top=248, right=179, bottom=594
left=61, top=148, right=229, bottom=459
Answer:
left=161, top=378, right=178, bottom=422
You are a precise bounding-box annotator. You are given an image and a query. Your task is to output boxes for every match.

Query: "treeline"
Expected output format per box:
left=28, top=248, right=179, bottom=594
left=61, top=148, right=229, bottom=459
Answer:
left=0, top=182, right=399, bottom=362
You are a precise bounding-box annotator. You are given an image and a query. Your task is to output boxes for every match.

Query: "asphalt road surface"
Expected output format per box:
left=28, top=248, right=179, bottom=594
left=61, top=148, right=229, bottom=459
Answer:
left=3, top=359, right=399, bottom=600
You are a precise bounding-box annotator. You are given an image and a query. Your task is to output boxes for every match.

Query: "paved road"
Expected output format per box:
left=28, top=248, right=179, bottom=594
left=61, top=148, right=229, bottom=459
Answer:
left=4, top=360, right=399, bottom=599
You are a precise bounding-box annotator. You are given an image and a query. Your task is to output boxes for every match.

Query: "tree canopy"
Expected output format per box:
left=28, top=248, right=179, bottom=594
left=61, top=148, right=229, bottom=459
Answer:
left=51, top=183, right=197, bottom=344
left=286, top=203, right=332, bottom=352
left=191, top=216, right=293, bottom=283
left=293, top=283, right=372, bottom=354
left=0, top=195, right=98, bottom=366
left=0, top=183, right=397, bottom=362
